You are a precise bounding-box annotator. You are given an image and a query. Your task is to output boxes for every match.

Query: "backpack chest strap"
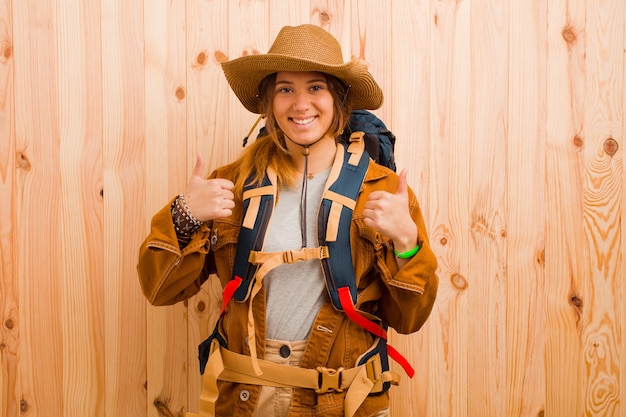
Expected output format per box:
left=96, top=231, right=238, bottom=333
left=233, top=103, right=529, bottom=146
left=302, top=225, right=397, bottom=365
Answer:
left=249, top=246, right=330, bottom=266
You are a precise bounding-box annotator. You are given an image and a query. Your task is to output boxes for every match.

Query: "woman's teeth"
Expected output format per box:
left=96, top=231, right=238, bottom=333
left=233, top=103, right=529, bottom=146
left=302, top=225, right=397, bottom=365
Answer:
left=293, top=117, right=315, bottom=125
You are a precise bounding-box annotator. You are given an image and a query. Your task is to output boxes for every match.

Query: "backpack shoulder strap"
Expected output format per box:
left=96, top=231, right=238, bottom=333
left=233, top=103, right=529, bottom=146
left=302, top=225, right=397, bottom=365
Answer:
left=318, top=132, right=369, bottom=309
left=231, top=168, right=277, bottom=302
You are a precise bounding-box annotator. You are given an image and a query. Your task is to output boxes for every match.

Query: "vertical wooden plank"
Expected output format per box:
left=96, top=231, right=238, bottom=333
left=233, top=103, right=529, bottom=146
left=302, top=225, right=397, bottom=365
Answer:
left=13, top=1, right=64, bottom=415
left=390, top=1, right=434, bottom=414
left=507, top=0, right=547, bottom=416
left=390, top=0, right=435, bottom=200
left=468, top=0, right=508, bottom=416
left=545, top=0, right=587, bottom=414
left=226, top=1, right=270, bottom=163
left=622, top=2, right=626, bottom=414
left=144, top=0, right=189, bottom=415
left=185, top=0, right=229, bottom=410
left=398, top=0, right=471, bottom=415
left=0, top=0, right=15, bottom=415
left=351, top=0, right=391, bottom=123
left=56, top=0, right=105, bottom=414
left=102, top=0, right=147, bottom=415
left=187, top=0, right=233, bottom=173
left=622, top=2, right=626, bottom=413
left=580, top=0, right=624, bottom=415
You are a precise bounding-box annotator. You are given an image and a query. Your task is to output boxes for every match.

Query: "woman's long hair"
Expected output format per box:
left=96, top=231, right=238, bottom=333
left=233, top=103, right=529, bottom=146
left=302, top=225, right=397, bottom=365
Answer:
left=231, top=72, right=353, bottom=196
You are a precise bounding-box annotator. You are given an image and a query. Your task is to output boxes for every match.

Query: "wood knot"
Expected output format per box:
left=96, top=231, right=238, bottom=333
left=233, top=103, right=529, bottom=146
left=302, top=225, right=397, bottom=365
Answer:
left=562, top=26, right=577, bottom=45
left=16, top=152, right=31, bottom=171
left=196, top=300, right=206, bottom=312
left=537, top=249, right=545, bottom=267
left=5, top=319, right=14, bottom=329
left=175, top=86, right=186, bottom=101
left=153, top=399, right=174, bottom=417
left=573, top=135, right=584, bottom=149
left=603, top=137, right=618, bottom=156
left=20, top=399, right=29, bottom=413
left=450, top=273, right=468, bottom=290
left=569, top=294, right=583, bottom=309
left=568, top=292, right=583, bottom=327
left=214, top=50, right=228, bottom=63
left=3, top=44, right=12, bottom=59
left=439, top=237, right=447, bottom=246
left=319, top=11, right=331, bottom=24
left=196, top=51, right=208, bottom=65
left=242, top=48, right=260, bottom=57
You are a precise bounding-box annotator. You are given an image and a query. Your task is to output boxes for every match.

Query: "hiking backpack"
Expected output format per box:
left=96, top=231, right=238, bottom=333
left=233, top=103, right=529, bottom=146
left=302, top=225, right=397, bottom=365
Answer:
left=196, top=111, right=411, bottom=400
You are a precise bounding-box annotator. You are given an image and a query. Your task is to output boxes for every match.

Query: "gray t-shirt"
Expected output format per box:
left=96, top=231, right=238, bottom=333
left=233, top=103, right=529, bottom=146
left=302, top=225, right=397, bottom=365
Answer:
left=263, top=169, right=331, bottom=341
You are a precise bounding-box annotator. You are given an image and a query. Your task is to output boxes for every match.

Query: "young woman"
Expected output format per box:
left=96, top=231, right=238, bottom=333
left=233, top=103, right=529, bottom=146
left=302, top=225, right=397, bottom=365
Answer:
left=138, top=24, right=438, bottom=417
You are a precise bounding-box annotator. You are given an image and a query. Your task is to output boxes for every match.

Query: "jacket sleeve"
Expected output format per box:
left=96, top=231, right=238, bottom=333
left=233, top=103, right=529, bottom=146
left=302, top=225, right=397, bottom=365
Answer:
left=378, top=190, right=439, bottom=334
left=137, top=198, right=212, bottom=306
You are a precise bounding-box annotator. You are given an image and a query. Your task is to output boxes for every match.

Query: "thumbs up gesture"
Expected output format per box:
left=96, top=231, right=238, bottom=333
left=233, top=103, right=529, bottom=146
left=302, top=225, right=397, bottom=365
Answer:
left=182, top=153, right=235, bottom=222
left=362, top=169, right=418, bottom=252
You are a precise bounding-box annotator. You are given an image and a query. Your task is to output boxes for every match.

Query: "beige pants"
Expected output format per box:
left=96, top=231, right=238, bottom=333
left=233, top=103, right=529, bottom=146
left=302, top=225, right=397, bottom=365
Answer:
left=251, top=339, right=390, bottom=417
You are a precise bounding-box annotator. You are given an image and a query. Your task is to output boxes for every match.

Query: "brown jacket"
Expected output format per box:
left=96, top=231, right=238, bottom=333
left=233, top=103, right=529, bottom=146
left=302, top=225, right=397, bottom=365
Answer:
left=137, top=159, right=438, bottom=417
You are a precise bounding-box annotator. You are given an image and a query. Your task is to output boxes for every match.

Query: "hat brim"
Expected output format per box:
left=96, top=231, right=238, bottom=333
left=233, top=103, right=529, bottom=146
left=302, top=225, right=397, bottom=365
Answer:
left=222, top=54, right=383, bottom=114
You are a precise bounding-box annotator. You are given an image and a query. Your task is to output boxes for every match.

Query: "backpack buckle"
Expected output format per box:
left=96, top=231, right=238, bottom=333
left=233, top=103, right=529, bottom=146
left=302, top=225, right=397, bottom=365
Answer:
left=282, top=247, right=330, bottom=264
left=283, top=249, right=306, bottom=263
left=316, top=366, right=344, bottom=394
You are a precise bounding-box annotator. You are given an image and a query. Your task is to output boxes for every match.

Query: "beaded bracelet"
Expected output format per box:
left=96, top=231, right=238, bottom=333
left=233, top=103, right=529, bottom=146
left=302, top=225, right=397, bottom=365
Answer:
left=393, top=244, right=420, bottom=259
left=172, top=194, right=203, bottom=236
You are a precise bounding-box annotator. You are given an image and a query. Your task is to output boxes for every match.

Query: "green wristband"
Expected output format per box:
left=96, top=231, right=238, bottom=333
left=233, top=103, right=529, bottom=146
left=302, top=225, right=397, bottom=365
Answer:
left=394, top=245, right=420, bottom=259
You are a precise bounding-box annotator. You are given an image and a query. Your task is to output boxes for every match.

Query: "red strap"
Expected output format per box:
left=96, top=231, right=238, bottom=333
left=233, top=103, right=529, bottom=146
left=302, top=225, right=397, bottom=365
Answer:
left=220, top=276, right=243, bottom=316
left=338, top=287, right=387, bottom=340
left=337, top=286, right=415, bottom=378
left=387, top=344, right=415, bottom=378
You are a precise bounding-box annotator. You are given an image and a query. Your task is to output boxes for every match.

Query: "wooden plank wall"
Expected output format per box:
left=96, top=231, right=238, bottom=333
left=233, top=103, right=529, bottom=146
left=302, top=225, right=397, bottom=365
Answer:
left=0, top=0, right=624, bottom=416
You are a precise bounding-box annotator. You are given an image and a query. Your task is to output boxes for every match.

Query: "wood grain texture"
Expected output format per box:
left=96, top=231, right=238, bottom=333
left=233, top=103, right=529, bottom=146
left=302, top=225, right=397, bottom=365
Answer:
left=1, top=1, right=626, bottom=416
left=57, top=1, right=105, bottom=415
left=622, top=3, right=626, bottom=415
left=12, top=1, right=65, bottom=416
left=580, top=0, right=624, bottom=414
left=225, top=0, right=270, bottom=165
left=506, top=1, right=547, bottom=416
left=468, top=0, right=509, bottom=416
left=102, top=0, right=147, bottom=415
left=545, top=0, right=587, bottom=415
left=406, top=0, right=471, bottom=414
left=0, top=0, right=15, bottom=415
left=144, top=0, right=189, bottom=416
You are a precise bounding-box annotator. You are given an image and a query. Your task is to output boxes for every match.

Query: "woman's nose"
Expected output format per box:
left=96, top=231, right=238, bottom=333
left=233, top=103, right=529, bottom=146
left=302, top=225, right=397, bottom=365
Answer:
left=291, top=91, right=309, bottom=110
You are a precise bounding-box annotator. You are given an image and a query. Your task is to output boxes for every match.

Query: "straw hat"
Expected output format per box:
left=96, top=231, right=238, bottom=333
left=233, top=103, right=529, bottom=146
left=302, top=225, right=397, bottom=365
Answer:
left=221, top=24, right=383, bottom=114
